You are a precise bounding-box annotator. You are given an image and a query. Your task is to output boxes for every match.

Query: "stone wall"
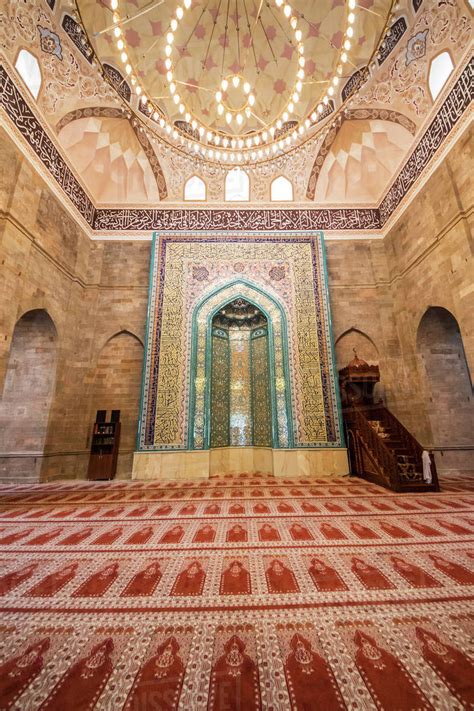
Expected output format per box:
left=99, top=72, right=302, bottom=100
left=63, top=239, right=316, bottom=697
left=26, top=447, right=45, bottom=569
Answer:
left=0, top=123, right=472, bottom=480
left=381, top=124, right=473, bottom=471
left=0, top=128, right=150, bottom=482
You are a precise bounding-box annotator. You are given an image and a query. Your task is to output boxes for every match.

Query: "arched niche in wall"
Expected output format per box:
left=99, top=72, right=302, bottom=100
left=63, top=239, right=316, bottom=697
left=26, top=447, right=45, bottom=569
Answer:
left=87, top=330, right=144, bottom=477
left=335, top=328, right=379, bottom=370
left=416, top=307, right=473, bottom=449
left=0, top=310, right=58, bottom=482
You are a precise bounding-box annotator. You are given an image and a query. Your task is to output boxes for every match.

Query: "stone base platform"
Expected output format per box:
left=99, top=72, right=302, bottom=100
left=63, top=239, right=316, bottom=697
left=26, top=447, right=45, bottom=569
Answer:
left=131, top=447, right=349, bottom=480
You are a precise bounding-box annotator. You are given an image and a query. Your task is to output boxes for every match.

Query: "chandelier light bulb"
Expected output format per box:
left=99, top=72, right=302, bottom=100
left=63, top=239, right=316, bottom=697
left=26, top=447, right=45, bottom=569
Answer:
left=348, top=12, right=355, bottom=23
left=169, top=82, right=176, bottom=93
left=191, top=119, right=197, bottom=129
left=166, top=71, right=173, bottom=82
left=165, top=44, right=172, bottom=56
left=125, top=63, right=131, bottom=74
left=344, top=39, right=351, bottom=50
left=179, top=103, right=185, bottom=113
left=215, top=91, right=222, bottom=102
left=295, top=29, right=302, bottom=41
left=173, top=94, right=180, bottom=104
left=232, top=75, right=240, bottom=88
left=298, top=56, right=305, bottom=67
left=276, top=119, right=282, bottom=129
left=275, top=0, right=283, bottom=7
left=217, top=103, right=224, bottom=115
left=214, top=135, right=220, bottom=145
left=117, top=39, right=124, bottom=50
left=171, top=18, right=177, bottom=31
left=347, top=26, right=353, bottom=37
left=165, top=58, right=172, bottom=69
left=167, top=32, right=174, bottom=44
left=111, top=0, right=118, bottom=8
left=328, top=86, right=334, bottom=96
left=114, top=26, right=121, bottom=37
left=185, top=112, right=191, bottom=121
left=246, top=137, right=252, bottom=148
left=297, top=68, right=304, bottom=79
left=323, top=95, right=328, bottom=104
left=184, top=0, right=192, bottom=8
left=120, top=51, right=127, bottom=63
left=341, top=52, right=348, bottom=63
left=238, top=138, right=244, bottom=148
left=225, top=112, right=232, bottom=124
left=292, top=92, right=299, bottom=103
left=176, top=6, right=183, bottom=20
left=284, top=5, right=291, bottom=18
left=299, top=124, right=305, bottom=134
left=248, top=94, right=255, bottom=106
left=290, top=17, right=297, bottom=29
left=221, top=78, right=228, bottom=91
left=349, top=0, right=356, bottom=8
left=283, top=111, right=288, bottom=121
left=243, top=81, right=251, bottom=94
left=245, top=107, right=251, bottom=117
left=136, top=85, right=142, bottom=95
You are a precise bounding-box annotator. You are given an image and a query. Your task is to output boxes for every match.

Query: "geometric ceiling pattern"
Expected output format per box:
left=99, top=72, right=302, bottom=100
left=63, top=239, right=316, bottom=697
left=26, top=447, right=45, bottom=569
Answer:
left=0, top=0, right=472, bottom=210
left=314, top=118, right=414, bottom=204
left=58, top=116, right=162, bottom=203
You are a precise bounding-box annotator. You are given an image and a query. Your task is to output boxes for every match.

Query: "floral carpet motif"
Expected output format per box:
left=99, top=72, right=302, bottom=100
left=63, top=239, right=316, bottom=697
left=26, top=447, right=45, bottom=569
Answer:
left=0, top=472, right=473, bottom=709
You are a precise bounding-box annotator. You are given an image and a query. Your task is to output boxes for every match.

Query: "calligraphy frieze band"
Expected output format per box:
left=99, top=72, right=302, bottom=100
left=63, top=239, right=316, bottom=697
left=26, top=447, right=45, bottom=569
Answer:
left=0, top=59, right=472, bottom=232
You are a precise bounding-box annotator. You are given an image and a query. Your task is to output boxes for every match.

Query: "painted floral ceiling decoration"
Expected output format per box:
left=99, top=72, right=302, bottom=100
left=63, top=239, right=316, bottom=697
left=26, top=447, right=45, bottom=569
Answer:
left=77, top=0, right=394, bottom=163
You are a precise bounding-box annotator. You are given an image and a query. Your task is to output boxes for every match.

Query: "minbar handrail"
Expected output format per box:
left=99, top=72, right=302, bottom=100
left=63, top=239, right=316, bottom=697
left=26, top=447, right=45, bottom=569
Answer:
left=344, top=403, right=439, bottom=491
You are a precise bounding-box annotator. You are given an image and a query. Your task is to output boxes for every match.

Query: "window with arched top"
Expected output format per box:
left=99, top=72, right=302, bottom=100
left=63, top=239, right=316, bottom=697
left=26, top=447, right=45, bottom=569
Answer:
left=428, top=51, right=454, bottom=101
left=271, top=176, right=294, bottom=201
left=225, top=168, right=250, bottom=201
left=15, top=49, right=42, bottom=99
left=184, top=175, right=206, bottom=201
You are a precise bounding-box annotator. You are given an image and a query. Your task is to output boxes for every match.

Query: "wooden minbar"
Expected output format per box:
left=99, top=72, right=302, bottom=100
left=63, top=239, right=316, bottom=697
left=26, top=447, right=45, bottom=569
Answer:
left=88, top=409, right=121, bottom=481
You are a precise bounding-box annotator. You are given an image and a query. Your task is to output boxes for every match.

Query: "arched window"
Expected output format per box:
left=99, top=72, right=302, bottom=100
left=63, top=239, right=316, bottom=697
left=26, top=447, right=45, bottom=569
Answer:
left=428, top=51, right=454, bottom=101
left=15, top=49, right=42, bottom=99
left=271, top=176, right=294, bottom=201
left=184, top=175, right=206, bottom=201
left=225, top=168, right=249, bottom=201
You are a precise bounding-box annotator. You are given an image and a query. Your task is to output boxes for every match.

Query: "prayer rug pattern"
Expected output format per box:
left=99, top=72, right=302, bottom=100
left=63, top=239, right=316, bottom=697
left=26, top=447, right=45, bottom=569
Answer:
left=0, top=473, right=473, bottom=709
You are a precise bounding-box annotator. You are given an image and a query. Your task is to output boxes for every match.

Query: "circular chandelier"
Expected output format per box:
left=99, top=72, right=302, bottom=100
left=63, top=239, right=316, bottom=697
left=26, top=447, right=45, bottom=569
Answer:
left=83, top=0, right=393, bottom=164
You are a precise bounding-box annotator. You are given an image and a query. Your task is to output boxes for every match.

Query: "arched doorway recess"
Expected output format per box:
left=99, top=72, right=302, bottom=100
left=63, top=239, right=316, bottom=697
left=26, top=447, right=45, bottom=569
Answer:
left=0, top=310, right=57, bottom=482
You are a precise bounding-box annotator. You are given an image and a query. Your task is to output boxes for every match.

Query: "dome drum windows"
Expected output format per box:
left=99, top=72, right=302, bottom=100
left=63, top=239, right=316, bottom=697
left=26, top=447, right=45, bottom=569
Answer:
left=184, top=175, right=206, bottom=201
left=14, top=49, right=42, bottom=99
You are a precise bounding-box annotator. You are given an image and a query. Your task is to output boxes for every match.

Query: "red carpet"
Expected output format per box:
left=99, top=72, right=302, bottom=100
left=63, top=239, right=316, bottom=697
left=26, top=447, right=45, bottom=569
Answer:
left=0, top=472, right=473, bottom=710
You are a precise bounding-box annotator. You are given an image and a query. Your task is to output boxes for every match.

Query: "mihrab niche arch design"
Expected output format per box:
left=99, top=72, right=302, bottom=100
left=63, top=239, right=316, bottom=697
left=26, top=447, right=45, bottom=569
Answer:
left=187, top=279, right=294, bottom=451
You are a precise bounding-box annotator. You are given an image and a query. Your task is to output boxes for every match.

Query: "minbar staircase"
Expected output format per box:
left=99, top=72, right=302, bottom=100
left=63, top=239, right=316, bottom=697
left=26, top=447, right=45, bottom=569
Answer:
left=343, top=405, right=439, bottom=492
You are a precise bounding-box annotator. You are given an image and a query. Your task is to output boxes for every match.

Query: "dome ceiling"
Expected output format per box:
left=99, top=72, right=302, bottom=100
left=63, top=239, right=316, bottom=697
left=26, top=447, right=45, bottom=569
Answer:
left=77, top=0, right=393, bottom=162
left=0, top=0, right=471, bottom=214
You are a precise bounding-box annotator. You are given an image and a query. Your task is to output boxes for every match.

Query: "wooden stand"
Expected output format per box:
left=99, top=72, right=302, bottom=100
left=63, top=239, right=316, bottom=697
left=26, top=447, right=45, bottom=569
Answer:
left=88, top=412, right=121, bottom=480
